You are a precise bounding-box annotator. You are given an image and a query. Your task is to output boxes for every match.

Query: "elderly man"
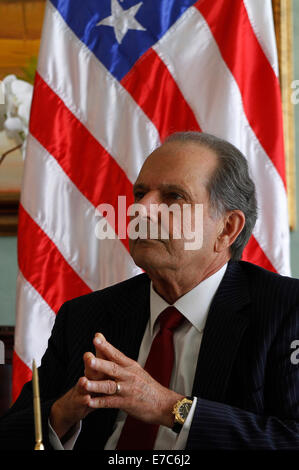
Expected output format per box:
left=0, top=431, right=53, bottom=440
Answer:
left=0, top=132, right=298, bottom=450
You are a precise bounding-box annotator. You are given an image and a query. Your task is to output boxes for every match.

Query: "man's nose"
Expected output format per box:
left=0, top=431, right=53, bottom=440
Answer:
left=137, top=191, right=160, bottom=215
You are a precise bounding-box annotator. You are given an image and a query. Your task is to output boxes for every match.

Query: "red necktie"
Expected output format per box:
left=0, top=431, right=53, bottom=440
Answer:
left=116, top=306, right=184, bottom=450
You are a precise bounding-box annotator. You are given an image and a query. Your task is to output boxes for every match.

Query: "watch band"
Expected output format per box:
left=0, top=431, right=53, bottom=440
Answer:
left=172, top=396, right=193, bottom=434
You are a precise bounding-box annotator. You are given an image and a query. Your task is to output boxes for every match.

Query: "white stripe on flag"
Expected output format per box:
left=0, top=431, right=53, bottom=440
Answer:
left=21, top=134, right=142, bottom=292
left=15, top=271, right=56, bottom=369
left=243, top=0, right=279, bottom=77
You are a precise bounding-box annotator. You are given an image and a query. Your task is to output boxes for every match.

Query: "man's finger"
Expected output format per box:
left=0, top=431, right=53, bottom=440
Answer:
left=84, top=334, right=110, bottom=380
left=92, top=357, right=129, bottom=380
left=84, top=379, right=123, bottom=396
left=88, top=395, right=122, bottom=409
left=83, top=352, right=102, bottom=380
left=94, top=333, right=107, bottom=359
left=76, top=376, right=91, bottom=396
left=94, top=335, right=135, bottom=367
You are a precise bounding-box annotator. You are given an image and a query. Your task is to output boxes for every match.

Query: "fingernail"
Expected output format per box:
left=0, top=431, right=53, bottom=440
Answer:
left=95, top=333, right=105, bottom=344
left=90, top=357, right=95, bottom=367
left=85, top=380, right=91, bottom=391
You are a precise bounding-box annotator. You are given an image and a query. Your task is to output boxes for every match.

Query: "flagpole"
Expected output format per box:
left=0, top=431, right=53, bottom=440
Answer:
left=32, top=360, right=44, bottom=450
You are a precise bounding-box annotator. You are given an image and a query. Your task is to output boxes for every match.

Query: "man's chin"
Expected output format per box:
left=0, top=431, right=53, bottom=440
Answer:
left=130, top=238, right=168, bottom=269
left=135, top=237, right=165, bottom=244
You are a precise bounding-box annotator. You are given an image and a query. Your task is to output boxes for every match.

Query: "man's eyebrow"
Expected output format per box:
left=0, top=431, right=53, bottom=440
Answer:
left=159, top=183, right=187, bottom=193
left=159, top=183, right=193, bottom=199
left=133, top=183, right=193, bottom=199
left=133, top=183, right=148, bottom=192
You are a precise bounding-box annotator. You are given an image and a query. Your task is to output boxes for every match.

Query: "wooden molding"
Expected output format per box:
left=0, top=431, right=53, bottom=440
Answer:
left=0, top=193, right=19, bottom=236
left=273, top=0, right=296, bottom=230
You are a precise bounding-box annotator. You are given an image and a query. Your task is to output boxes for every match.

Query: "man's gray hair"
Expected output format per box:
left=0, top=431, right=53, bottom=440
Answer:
left=164, top=131, right=258, bottom=261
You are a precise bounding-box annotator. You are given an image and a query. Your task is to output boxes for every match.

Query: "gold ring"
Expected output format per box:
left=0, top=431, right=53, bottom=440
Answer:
left=115, top=382, right=121, bottom=394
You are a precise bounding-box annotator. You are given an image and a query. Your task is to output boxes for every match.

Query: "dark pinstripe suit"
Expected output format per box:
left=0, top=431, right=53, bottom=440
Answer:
left=0, top=260, right=298, bottom=449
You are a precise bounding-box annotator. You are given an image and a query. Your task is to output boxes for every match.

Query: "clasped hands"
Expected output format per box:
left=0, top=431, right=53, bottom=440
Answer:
left=50, top=333, right=183, bottom=440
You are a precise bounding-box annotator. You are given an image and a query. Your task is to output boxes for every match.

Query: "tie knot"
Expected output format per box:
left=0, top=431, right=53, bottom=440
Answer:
left=159, top=306, right=184, bottom=331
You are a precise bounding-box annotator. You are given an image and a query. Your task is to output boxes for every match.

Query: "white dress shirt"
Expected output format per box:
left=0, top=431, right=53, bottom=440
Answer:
left=49, top=263, right=227, bottom=450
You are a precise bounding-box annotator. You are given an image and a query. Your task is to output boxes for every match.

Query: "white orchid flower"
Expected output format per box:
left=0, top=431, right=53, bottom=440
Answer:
left=0, top=74, right=33, bottom=161
left=4, top=116, right=25, bottom=144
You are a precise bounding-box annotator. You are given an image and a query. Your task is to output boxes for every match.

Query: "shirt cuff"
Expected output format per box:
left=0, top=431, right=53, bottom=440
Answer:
left=172, top=397, right=197, bottom=450
left=48, top=419, right=82, bottom=450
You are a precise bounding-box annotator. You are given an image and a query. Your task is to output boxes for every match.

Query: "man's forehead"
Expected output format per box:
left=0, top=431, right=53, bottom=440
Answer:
left=150, top=140, right=217, bottom=162
left=140, top=141, right=218, bottom=177
left=134, top=143, right=217, bottom=198
left=133, top=181, right=192, bottom=194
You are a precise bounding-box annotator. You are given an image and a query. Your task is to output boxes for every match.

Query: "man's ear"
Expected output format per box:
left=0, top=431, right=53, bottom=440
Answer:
left=215, top=210, right=245, bottom=253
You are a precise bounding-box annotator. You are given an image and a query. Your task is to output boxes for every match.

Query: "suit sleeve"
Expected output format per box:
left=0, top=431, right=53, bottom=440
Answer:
left=0, top=302, right=71, bottom=451
left=186, top=303, right=299, bottom=450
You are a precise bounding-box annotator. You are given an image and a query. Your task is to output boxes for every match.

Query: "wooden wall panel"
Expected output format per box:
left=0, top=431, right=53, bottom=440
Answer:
left=0, top=0, right=45, bottom=80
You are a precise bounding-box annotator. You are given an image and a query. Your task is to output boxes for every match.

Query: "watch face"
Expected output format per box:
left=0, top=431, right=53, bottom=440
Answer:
left=178, top=402, right=192, bottom=419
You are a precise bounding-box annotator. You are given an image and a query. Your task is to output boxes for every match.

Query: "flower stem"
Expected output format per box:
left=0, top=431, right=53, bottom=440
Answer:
left=0, top=144, right=22, bottom=166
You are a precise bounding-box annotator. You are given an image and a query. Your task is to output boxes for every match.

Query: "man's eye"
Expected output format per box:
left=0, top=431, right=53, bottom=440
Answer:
left=167, top=192, right=183, bottom=201
left=134, top=192, right=145, bottom=201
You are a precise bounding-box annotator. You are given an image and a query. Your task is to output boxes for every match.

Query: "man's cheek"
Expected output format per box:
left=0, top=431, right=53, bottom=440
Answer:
left=182, top=204, right=204, bottom=251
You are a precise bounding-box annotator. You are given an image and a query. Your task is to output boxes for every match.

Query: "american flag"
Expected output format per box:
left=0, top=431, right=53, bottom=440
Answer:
left=13, top=0, right=290, bottom=401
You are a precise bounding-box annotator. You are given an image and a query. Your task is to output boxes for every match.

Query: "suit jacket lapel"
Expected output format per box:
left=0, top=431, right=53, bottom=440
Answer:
left=192, top=261, right=251, bottom=402
left=101, top=273, right=151, bottom=362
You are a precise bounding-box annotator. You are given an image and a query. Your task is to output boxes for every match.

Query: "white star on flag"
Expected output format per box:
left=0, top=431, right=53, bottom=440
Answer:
left=96, top=0, right=146, bottom=44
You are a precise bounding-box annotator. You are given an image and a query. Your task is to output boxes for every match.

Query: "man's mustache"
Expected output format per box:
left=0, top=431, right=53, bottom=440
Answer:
left=128, top=215, right=171, bottom=240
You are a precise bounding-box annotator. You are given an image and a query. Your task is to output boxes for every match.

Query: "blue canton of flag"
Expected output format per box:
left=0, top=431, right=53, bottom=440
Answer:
left=49, top=0, right=196, bottom=80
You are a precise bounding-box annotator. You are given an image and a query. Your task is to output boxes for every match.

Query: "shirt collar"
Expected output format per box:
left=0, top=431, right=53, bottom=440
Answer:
left=150, top=263, right=228, bottom=336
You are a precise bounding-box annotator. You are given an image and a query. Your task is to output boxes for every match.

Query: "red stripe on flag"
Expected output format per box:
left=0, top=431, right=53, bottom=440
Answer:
left=195, top=0, right=286, bottom=187
left=12, top=351, right=32, bottom=403
left=121, top=48, right=201, bottom=140
left=30, top=73, right=134, bottom=248
left=242, top=235, right=276, bottom=272
left=18, top=204, right=91, bottom=314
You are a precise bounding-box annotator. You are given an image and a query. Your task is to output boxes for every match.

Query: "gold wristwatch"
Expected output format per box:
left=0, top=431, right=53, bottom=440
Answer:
left=172, top=396, right=193, bottom=433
